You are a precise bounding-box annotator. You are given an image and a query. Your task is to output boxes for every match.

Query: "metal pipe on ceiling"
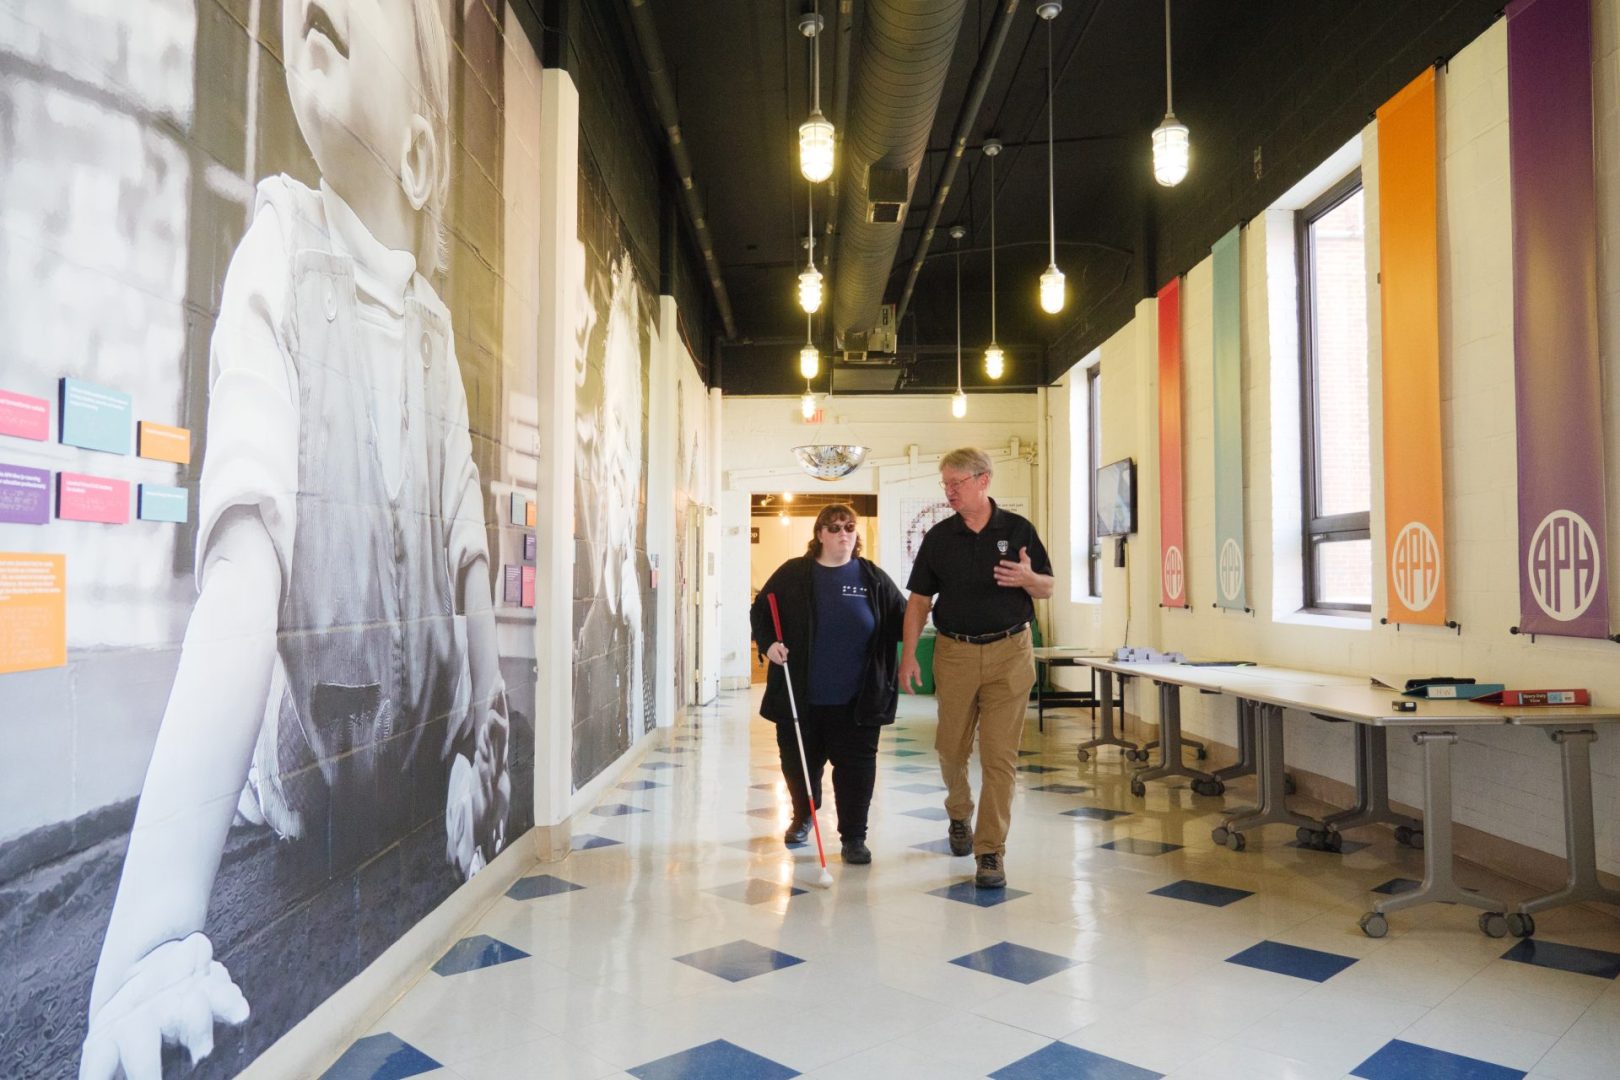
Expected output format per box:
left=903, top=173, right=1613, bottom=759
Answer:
left=831, top=0, right=969, bottom=337
left=893, top=0, right=1021, bottom=328
left=625, top=0, right=740, bottom=340
left=819, top=0, right=857, bottom=320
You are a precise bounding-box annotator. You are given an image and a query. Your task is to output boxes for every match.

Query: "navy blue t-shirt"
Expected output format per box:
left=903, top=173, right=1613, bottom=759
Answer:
left=808, top=560, right=877, bottom=705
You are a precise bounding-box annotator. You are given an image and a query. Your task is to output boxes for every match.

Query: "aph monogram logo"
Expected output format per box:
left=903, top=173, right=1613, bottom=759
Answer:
left=1218, top=538, right=1244, bottom=602
left=1391, top=521, right=1440, bottom=612
left=996, top=539, right=1010, bottom=555
left=1528, top=509, right=1601, bottom=621
left=1162, top=545, right=1184, bottom=602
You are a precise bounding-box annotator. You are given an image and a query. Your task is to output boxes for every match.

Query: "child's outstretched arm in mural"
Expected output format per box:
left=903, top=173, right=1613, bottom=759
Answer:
left=80, top=507, right=278, bottom=1079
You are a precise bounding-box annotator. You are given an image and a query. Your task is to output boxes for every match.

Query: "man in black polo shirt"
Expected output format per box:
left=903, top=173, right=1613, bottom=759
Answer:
left=900, top=447, right=1053, bottom=888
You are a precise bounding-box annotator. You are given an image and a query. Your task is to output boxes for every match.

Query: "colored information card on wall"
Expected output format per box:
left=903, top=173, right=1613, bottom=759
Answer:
left=58, top=473, right=130, bottom=524
left=59, top=378, right=132, bottom=455
left=0, top=464, right=51, bottom=525
left=521, top=565, right=536, bottom=608
left=0, top=389, right=50, bottom=441
left=0, top=552, right=67, bottom=675
left=138, top=484, right=188, bottom=523
left=137, top=421, right=192, bottom=464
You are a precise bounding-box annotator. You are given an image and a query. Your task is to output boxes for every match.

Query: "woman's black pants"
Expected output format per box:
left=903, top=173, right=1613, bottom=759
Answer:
left=775, top=702, right=881, bottom=841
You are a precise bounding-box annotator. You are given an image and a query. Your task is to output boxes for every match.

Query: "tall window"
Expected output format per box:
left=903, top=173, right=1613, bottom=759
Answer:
left=1087, top=365, right=1102, bottom=597
left=1068, top=359, right=1102, bottom=600
left=1298, top=173, right=1371, bottom=611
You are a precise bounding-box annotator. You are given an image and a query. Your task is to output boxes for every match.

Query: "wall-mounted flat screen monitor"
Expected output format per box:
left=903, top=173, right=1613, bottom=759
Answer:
left=1095, top=458, right=1136, bottom=538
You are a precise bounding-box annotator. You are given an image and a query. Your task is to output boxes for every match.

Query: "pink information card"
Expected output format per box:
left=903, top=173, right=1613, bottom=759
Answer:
left=57, top=472, right=130, bottom=524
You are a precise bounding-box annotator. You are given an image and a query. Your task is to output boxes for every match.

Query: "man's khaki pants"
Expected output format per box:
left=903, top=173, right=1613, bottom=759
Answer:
left=931, top=628, right=1036, bottom=856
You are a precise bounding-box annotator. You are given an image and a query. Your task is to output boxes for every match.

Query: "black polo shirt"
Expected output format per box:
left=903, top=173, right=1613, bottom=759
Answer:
left=907, top=499, right=1052, bottom=636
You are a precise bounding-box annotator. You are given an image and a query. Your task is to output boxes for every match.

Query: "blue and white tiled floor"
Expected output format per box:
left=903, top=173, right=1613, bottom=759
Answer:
left=334, top=689, right=1620, bottom=1079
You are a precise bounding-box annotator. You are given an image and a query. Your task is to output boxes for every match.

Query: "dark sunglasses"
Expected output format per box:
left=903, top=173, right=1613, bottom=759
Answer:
left=822, top=521, right=858, bottom=533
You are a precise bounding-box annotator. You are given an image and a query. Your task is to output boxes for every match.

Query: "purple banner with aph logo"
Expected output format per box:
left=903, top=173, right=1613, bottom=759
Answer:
left=1508, top=0, right=1609, bottom=638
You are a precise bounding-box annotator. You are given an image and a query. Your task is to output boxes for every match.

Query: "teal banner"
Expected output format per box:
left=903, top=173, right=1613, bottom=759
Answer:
left=1211, top=228, right=1248, bottom=610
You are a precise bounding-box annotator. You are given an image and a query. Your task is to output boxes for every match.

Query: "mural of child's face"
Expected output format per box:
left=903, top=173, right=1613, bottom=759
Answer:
left=283, top=0, right=423, bottom=211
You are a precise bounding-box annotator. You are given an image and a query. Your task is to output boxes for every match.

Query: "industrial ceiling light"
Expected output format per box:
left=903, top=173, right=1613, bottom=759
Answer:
left=798, top=184, right=823, bottom=313
left=1152, top=0, right=1190, bottom=187
left=1037, top=1, right=1065, bottom=314
left=800, top=384, right=817, bottom=420
left=951, top=225, right=967, bottom=418
left=982, top=140, right=1005, bottom=380
left=798, top=10, right=835, bottom=183
left=799, top=313, right=819, bottom=380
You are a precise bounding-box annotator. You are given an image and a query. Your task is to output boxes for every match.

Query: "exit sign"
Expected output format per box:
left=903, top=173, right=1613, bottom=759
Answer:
left=802, top=408, right=822, bottom=424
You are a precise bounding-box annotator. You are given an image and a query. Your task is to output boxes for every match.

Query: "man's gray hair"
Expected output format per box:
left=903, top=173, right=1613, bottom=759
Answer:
left=939, top=447, right=993, bottom=477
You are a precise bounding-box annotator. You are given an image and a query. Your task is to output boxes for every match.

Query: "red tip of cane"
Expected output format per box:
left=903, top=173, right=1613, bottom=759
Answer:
left=767, top=593, right=783, bottom=641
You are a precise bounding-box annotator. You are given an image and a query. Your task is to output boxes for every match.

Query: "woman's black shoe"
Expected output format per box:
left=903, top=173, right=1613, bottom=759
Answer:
left=784, top=818, right=811, bottom=845
left=841, top=839, right=871, bottom=864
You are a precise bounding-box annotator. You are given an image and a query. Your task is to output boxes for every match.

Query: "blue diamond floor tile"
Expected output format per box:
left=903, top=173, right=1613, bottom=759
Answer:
left=320, top=1033, right=441, bottom=1080
left=641, top=762, right=682, bottom=770
left=750, top=782, right=778, bottom=790
left=892, top=737, right=917, bottom=743
left=902, top=806, right=950, bottom=821
left=1034, top=783, right=1092, bottom=794
left=1226, top=940, right=1358, bottom=983
left=892, top=764, right=932, bottom=774
left=1372, top=877, right=1421, bottom=895
left=1151, top=879, right=1254, bottom=907
left=912, top=838, right=969, bottom=855
left=1098, top=838, right=1180, bottom=855
left=1351, top=1039, right=1526, bottom=1080
left=745, top=807, right=782, bottom=818
left=629, top=1039, right=799, bottom=1080
left=618, top=779, right=666, bottom=791
left=674, top=940, right=805, bottom=982
left=1286, top=838, right=1370, bottom=855
left=1064, top=807, right=1131, bottom=821
left=990, top=1041, right=1164, bottom=1080
left=893, top=782, right=948, bottom=794
left=950, top=941, right=1079, bottom=984
left=507, top=874, right=585, bottom=900
left=886, top=749, right=925, bottom=757
left=929, top=881, right=1030, bottom=907
left=571, top=833, right=622, bottom=851
left=591, top=803, right=649, bottom=817
left=1501, top=938, right=1620, bottom=979
left=431, top=934, right=529, bottom=977
left=1018, top=764, right=1062, bottom=774
left=707, top=879, right=807, bottom=904
left=657, top=746, right=693, bottom=754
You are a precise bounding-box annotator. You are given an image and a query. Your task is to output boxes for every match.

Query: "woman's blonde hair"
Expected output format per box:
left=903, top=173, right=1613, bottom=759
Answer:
left=805, top=503, right=862, bottom=559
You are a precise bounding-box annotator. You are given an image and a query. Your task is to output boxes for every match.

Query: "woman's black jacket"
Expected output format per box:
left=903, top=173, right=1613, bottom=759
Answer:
left=749, top=555, right=908, bottom=727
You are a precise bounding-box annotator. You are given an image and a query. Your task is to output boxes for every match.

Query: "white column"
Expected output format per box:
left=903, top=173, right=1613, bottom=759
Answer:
left=649, top=296, right=679, bottom=726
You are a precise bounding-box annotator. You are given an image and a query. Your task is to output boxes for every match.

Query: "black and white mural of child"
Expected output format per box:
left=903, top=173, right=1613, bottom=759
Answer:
left=0, top=2, right=538, bottom=1076
left=572, top=151, right=658, bottom=787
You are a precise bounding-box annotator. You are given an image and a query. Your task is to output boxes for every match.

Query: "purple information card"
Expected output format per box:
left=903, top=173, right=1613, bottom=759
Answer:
left=0, top=463, right=51, bottom=524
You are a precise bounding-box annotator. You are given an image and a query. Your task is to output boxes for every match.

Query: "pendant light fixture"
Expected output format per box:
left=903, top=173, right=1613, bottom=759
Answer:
left=950, top=225, right=967, bottom=418
left=798, top=10, right=835, bottom=183
left=798, top=313, right=819, bottom=380
left=1152, top=0, right=1190, bottom=187
left=982, top=140, right=1005, bottom=380
left=800, top=382, right=818, bottom=420
left=798, top=182, right=823, bottom=313
left=1037, top=2, right=1065, bottom=314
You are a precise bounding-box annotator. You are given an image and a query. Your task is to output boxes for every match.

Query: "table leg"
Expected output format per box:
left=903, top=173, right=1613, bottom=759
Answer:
left=1128, top=681, right=1217, bottom=796
left=1213, top=703, right=1321, bottom=848
left=1361, top=730, right=1507, bottom=939
left=1320, top=724, right=1422, bottom=848
left=1077, top=670, right=1137, bottom=761
left=1511, top=728, right=1620, bottom=936
left=1210, top=698, right=1256, bottom=783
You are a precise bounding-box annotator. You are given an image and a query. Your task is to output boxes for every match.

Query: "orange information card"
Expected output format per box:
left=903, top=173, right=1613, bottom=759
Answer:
left=138, top=421, right=192, bottom=464
left=0, top=552, right=67, bottom=675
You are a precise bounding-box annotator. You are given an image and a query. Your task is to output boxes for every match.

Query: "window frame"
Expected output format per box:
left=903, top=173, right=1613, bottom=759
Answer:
left=1296, top=170, right=1371, bottom=613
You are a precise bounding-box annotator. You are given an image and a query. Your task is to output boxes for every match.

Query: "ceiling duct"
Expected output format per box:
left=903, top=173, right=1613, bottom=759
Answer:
left=832, top=0, right=968, bottom=338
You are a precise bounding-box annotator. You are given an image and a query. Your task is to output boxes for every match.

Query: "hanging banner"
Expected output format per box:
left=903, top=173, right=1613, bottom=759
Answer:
left=1377, top=68, right=1447, bottom=626
left=1508, top=0, right=1609, bottom=638
left=1211, top=228, right=1248, bottom=611
left=1158, top=277, right=1187, bottom=608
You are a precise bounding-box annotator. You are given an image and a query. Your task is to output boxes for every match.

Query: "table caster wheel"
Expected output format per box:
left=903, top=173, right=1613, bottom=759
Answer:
left=1130, top=777, right=1147, bottom=798
left=1506, top=913, right=1536, bottom=938
left=1284, top=775, right=1297, bottom=796
left=1125, top=749, right=1142, bottom=762
left=1225, top=831, right=1247, bottom=852
left=1322, top=831, right=1344, bottom=853
left=1077, top=748, right=1090, bottom=762
left=1479, top=912, right=1509, bottom=938
left=1359, top=912, right=1388, bottom=938
left=1395, top=825, right=1423, bottom=850
left=1194, top=746, right=1208, bottom=761
left=1212, top=826, right=1230, bottom=846
left=1295, top=826, right=1315, bottom=845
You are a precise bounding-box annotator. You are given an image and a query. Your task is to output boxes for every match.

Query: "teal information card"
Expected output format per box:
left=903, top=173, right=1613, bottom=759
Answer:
left=137, top=483, right=188, bottom=523
left=59, top=377, right=132, bottom=455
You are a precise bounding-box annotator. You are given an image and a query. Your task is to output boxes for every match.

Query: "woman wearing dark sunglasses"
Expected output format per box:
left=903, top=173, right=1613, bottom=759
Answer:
left=750, top=503, right=907, bottom=863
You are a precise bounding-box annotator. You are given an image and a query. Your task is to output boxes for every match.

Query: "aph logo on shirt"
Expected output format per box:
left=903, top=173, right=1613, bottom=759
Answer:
left=997, top=540, right=1009, bottom=556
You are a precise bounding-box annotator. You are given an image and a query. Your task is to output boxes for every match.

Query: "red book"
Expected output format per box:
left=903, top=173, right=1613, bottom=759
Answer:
left=1482, top=689, right=1591, bottom=706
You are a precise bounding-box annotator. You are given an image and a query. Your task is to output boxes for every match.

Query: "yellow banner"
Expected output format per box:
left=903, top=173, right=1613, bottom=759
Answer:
left=1378, top=69, right=1447, bottom=625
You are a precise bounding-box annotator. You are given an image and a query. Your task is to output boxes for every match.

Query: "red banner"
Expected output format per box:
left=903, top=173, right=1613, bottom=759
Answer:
left=1158, top=277, right=1187, bottom=607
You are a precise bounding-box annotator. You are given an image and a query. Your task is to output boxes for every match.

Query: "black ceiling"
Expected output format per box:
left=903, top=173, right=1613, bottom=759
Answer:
left=626, top=0, right=1503, bottom=396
